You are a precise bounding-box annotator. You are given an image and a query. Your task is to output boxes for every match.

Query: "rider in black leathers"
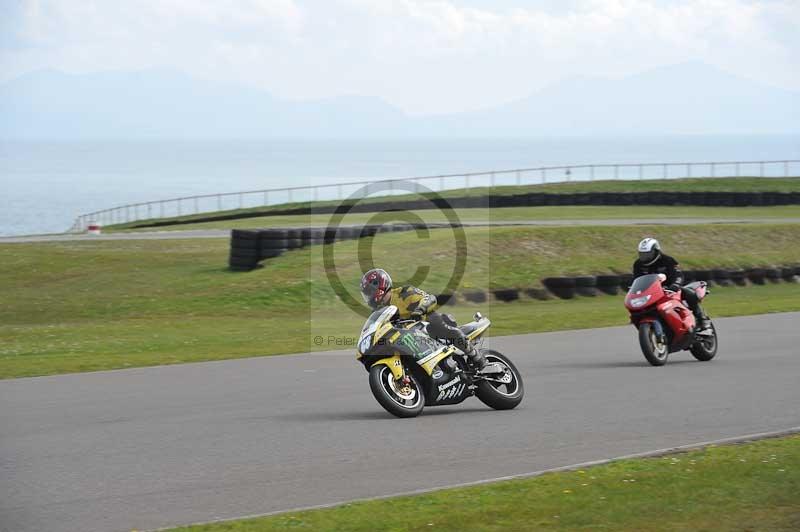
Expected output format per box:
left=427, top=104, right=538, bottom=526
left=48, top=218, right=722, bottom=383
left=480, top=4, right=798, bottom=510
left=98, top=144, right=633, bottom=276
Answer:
left=633, top=238, right=709, bottom=329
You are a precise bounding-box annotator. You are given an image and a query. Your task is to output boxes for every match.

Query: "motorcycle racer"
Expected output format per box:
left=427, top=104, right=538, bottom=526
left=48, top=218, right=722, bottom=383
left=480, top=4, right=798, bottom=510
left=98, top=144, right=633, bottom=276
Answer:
left=633, top=238, right=710, bottom=329
left=360, top=268, right=486, bottom=368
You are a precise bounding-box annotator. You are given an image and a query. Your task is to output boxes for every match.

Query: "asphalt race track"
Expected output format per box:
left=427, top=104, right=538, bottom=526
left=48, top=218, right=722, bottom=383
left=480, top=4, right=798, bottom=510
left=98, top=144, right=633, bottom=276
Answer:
left=3, top=217, right=800, bottom=243
left=1, top=312, right=799, bottom=532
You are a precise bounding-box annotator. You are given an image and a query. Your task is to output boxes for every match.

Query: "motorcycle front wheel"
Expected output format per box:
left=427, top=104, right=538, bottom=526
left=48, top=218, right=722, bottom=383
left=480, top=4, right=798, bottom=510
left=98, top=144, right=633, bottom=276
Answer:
left=475, top=350, right=524, bottom=410
left=368, top=364, right=425, bottom=418
left=639, top=322, right=669, bottom=366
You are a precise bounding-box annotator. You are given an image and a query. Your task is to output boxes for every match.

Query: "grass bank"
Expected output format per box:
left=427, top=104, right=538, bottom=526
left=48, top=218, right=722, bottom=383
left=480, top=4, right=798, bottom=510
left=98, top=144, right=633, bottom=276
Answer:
left=110, top=205, right=800, bottom=232
left=108, top=176, right=800, bottom=230
left=169, top=434, right=800, bottom=531
left=2, top=222, right=799, bottom=378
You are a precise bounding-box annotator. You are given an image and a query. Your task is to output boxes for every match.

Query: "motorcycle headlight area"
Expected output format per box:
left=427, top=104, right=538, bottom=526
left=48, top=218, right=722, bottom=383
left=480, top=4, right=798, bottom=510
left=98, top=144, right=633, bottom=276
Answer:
left=358, top=334, right=373, bottom=354
left=629, top=295, right=652, bottom=308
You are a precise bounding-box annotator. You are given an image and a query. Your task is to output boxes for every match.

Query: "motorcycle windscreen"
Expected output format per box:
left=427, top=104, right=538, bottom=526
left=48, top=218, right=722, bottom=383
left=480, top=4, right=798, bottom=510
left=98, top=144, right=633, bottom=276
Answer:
left=360, top=305, right=397, bottom=338
left=627, top=274, right=661, bottom=295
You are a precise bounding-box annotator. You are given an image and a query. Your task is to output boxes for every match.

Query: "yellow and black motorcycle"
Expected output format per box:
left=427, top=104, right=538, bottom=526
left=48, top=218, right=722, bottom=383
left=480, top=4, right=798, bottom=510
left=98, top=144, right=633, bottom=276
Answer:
left=356, top=305, right=524, bottom=418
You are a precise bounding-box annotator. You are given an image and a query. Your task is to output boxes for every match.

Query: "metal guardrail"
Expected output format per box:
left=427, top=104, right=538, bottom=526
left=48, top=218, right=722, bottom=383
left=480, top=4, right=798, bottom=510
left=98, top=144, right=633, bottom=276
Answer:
left=69, top=159, right=800, bottom=232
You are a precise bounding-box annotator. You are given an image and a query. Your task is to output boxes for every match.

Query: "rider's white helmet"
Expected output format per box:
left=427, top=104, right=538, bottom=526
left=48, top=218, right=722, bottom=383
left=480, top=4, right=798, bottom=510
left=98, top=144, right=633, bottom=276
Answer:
left=638, top=237, right=661, bottom=265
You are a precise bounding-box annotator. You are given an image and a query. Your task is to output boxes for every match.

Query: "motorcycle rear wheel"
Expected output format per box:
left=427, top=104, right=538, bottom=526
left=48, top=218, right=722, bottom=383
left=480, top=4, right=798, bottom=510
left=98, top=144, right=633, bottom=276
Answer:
left=639, top=322, right=668, bottom=366
left=475, top=350, right=524, bottom=410
left=368, top=365, right=425, bottom=418
left=690, top=322, right=718, bottom=361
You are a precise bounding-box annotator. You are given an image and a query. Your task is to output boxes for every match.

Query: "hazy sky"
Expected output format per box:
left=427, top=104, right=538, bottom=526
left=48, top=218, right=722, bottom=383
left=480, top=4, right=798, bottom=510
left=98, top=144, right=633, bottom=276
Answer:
left=1, top=0, right=798, bottom=115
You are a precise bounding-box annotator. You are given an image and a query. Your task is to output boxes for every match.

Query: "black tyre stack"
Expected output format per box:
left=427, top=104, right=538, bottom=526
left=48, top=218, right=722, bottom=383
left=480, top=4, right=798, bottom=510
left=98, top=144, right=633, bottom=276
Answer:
left=228, top=230, right=262, bottom=271
left=542, top=277, right=576, bottom=299
left=764, top=267, right=782, bottom=284
left=301, top=228, right=324, bottom=246
left=286, top=229, right=303, bottom=250
left=729, top=269, right=748, bottom=286
left=574, top=276, right=597, bottom=297
left=463, top=290, right=488, bottom=304
left=260, top=229, right=289, bottom=260
left=781, top=267, right=800, bottom=283
left=492, top=288, right=520, bottom=302
left=712, top=269, right=732, bottom=287
left=436, top=293, right=455, bottom=306
left=596, top=275, right=621, bottom=296
left=746, top=267, right=766, bottom=285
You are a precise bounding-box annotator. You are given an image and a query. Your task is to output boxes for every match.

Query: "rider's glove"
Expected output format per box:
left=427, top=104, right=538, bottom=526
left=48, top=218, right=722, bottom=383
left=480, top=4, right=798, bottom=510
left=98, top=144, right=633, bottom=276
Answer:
left=410, top=309, right=425, bottom=320
left=668, top=283, right=681, bottom=292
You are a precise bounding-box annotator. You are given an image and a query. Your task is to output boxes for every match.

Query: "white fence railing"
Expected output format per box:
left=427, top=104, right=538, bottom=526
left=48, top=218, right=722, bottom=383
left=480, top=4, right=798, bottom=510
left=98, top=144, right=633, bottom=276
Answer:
left=70, top=159, right=800, bottom=232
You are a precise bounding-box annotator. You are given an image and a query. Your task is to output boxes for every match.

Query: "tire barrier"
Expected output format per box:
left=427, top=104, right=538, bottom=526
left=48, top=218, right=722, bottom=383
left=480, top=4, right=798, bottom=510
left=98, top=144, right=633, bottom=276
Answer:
left=530, top=264, right=799, bottom=301
left=747, top=268, right=766, bottom=285
left=286, top=229, right=303, bottom=249
left=618, top=274, right=634, bottom=291
left=492, top=288, right=520, bottom=302
left=230, top=231, right=800, bottom=311
left=525, top=287, right=552, bottom=300
left=730, top=270, right=748, bottom=286
left=712, top=269, right=732, bottom=287
left=542, top=277, right=577, bottom=300
left=695, top=269, right=713, bottom=282
left=781, top=267, right=799, bottom=283
left=765, top=267, right=782, bottom=284
left=137, top=190, right=800, bottom=229
left=574, top=276, right=597, bottom=297
left=228, top=229, right=263, bottom=271
left=436, top=293, right=455, bottom=306
left=595, top=275, right=621, bottom=296
left=463, top=290, right=488, bottom=304
left=229, top=223, right=461, bottom=270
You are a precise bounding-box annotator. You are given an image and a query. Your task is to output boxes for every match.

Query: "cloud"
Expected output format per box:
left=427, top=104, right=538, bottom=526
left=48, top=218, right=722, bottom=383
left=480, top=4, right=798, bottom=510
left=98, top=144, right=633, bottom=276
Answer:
left=2, top=0, right=798, bottom=114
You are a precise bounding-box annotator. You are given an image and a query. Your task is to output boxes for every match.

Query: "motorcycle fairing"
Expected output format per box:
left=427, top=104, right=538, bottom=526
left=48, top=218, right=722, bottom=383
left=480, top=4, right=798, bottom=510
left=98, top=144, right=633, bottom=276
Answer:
left=656, top=295, right=695, bottom=346
left=371, top=354, right=405, bottom=380
left=416, top=345, right=458, bottom=376
left=430, top=372, right=470, bottom=405
left=462, top=317, right=491, bottom=341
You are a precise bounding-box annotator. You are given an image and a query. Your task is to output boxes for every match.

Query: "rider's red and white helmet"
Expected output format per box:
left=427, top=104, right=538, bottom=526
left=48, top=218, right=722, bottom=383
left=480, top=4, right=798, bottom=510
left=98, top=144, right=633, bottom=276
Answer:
left=360, top=269, right=392, bottom=308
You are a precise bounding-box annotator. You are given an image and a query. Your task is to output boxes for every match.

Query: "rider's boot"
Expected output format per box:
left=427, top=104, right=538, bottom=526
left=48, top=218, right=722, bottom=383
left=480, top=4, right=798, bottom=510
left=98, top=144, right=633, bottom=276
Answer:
left=464, top=343, right=486, bottom=370
left=694, top=305, right=711, bottom=330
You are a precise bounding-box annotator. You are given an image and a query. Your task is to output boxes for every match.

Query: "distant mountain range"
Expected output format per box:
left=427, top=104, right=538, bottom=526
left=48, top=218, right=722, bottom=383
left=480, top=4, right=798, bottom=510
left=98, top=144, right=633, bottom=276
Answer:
left=1, top=62, right=798, bottom=139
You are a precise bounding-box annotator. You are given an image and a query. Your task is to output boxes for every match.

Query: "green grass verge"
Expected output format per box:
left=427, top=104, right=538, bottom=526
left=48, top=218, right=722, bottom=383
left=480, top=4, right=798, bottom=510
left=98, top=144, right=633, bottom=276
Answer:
left=107, top=176, right=800, bottom=230
left=2, top=222, right=800, bottom=378
left=2, top=283, right=798, bottom=379
left=110, top=205, right=800, bottom=232
left=168, top=434, right=800, bottom=531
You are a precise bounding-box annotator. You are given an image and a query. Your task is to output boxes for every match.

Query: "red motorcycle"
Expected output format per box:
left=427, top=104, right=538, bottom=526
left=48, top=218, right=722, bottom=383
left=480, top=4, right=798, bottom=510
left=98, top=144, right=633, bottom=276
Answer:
left=624, top=273, right=718, bottom=366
